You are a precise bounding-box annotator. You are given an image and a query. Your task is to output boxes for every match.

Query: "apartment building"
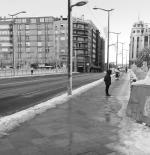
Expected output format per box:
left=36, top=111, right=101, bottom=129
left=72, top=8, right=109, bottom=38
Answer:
left=0, top=16, right=105, bottom=72
left=73, top=18, right=105, bottom=72
left=54, top=16, right=68, bottom=68
left=13, top=16, right=55, bottom=69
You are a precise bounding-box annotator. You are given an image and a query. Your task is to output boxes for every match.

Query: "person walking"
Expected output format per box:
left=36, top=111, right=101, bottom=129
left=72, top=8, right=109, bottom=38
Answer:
left=104, top=70, right=112, bottom=96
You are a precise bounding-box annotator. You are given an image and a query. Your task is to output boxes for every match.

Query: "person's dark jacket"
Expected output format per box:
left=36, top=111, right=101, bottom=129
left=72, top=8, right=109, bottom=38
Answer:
left=104, top=70, right=111, bottom=85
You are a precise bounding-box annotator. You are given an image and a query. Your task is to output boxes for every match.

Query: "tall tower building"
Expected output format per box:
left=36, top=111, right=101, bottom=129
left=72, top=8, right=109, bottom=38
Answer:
left=129, top=21, right=150, bottom=65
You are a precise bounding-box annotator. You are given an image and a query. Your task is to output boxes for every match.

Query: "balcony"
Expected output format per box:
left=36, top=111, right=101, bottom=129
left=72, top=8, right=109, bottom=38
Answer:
left=73, top=31, right=88, bottom=37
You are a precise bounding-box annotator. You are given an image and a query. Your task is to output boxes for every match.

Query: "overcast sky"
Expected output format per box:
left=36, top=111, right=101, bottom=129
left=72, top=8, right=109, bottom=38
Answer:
left=1, top=0, right=150, bottom=64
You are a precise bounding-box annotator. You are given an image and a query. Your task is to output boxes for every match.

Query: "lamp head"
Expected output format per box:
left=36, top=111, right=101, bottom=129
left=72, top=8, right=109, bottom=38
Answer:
left=93, top=7, right=98, bottom=10
left=74, top=1, right=88, bottom=7
left=93, top=7, right=114, bottom=12
left=21, top=11, right=26, bottom=13
left=110, top=9, right=114, bottom=11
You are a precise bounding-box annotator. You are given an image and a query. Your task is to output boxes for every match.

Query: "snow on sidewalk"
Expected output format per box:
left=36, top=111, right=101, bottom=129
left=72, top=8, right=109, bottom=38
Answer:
left=114, top=85, right=150, bottom=155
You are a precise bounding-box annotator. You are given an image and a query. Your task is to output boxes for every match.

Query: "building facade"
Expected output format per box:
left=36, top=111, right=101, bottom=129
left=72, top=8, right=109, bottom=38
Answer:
left=0, top=16, right=105, bottom=72
left=72, top=18, right=105, bottom=72
left=0, top=21, right=13, bottom=68
left=54, top=16, right=68, bottom=68
left=129, top=21, right=150, bottom=65
left=13, top=16, right=55, bottom=69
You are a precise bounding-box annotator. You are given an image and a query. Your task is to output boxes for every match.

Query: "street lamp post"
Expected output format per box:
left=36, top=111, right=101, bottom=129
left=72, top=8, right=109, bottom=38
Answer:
left=123, top=49, right=129, bottom=67
left=93, top=7, right=114, bottom=70
left=110, top=32, right=121, bottom=67
left=118, top=42, right=125, bottom=67
left=68, top=0, right=88, bottom=95
left=8, top=11, right=26, bottom=76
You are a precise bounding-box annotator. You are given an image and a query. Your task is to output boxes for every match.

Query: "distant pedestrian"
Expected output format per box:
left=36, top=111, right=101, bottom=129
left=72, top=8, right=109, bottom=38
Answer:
left=115, top=68, right=120, bottom=80
left=104, top=70, right=112, bottom=96
left=31, top=68, right=33, bottom=75
left=125, top=66, right=128, bottom=73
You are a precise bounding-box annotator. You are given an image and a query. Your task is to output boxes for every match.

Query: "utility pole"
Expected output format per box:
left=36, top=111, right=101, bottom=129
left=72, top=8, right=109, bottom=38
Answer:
left=8, top=11, right=26, bottom=76
left=67, top=0, right=88, bottom=95
left=110, top=32, right=121, bottom=67
left=118, top=42, right=125, bottom=68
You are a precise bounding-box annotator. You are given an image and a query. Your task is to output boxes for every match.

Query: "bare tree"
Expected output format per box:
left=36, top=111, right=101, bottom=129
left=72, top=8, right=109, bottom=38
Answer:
left=136, top=48, right=150, bottom=68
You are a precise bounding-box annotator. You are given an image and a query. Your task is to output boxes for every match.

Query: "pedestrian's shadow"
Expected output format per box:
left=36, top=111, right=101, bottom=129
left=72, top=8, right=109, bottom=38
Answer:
left=104, top=96, right=112, bottom=122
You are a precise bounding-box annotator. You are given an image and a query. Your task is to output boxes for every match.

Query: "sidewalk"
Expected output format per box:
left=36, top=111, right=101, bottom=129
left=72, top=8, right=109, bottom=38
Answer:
left=0, top=73, right=130, bottom=155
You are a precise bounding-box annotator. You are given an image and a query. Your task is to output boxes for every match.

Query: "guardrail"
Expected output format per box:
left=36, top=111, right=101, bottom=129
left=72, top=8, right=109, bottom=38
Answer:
left=0, top=68, right=67, bottom=78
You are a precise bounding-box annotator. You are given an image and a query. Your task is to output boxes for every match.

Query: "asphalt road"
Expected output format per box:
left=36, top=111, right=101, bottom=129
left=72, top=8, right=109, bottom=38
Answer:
left=0, top=73, right=105, bottom=116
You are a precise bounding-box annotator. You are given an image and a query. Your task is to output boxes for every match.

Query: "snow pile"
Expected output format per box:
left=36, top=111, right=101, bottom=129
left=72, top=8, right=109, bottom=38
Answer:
left=117, top=118, right=150, bottom=154
left=0, top=78, right=104, bottom=137
left=129, top=70, right=137, bottom=84
left=132, top=69, right=150, bottom=85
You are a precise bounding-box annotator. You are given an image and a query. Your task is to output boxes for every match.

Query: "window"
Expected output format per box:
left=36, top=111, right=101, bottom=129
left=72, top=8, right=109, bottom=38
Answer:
left=47, top=23, right=53, bottom=29
left=37, top=24, right=41, bottom=29
left=22, top=19, right=26, bottom=23
left=1, top=48, right=8, bottom=52
left=26, top=30, right=30, bottom=34
left=45, top=48, right=49, bottom=53
left=37, top=36, right=42, bottom=41
left=26, top=47, right=30, bottom=52
left=137, top=30, right=140, bottom=33
left=61, top=49, right=65, bottom=53
left=144, top=36, right=148, bottom=47
left=48, top=30, right=53, bottom=34
left=40, top=18, right=44, bottom=23
left=15, top=19, right=22, bottom=23
left=48, top=42, right=53, bottom=46
left=1, top=42, right=12, bottom=46
left=48, top=36, right=53, bottom=41
left=73, top=24, right=77, bottom=28
left=0, top=31, right=9, bottom=35
left=77, top=56, right=84, bottom=61
left=61, top=30, right=65, bottom=33
left=38, top=42, right=42, bottom=46
left=26, top=36, right=29, bottom=41
left=38, top=31, right=42, bottom=35
left=0, top=25, right=9, bottom=29
left=0, top=37, right=9, bottom=41
left=60, top=37, right=65, bottom=40
left=25, top=25, right=29, bottom=29
left=132, top=37, right=134, bottom=58
left=18, top=43, right=22, bottom=48
left=45, top=18, right=49, bottom=22
left=38, top=53, right=42, bottom=58
left=30, top=18, right=36, bottom=23
left=38, top=47, right=42, bottom=52
left=26, top=42, right=30, bottom=46
left=55, top=25, right=58, bottom=29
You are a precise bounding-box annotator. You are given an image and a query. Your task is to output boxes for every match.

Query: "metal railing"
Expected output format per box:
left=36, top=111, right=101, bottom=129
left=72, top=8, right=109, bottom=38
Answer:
left=0, top=68, right=67, bottom=78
